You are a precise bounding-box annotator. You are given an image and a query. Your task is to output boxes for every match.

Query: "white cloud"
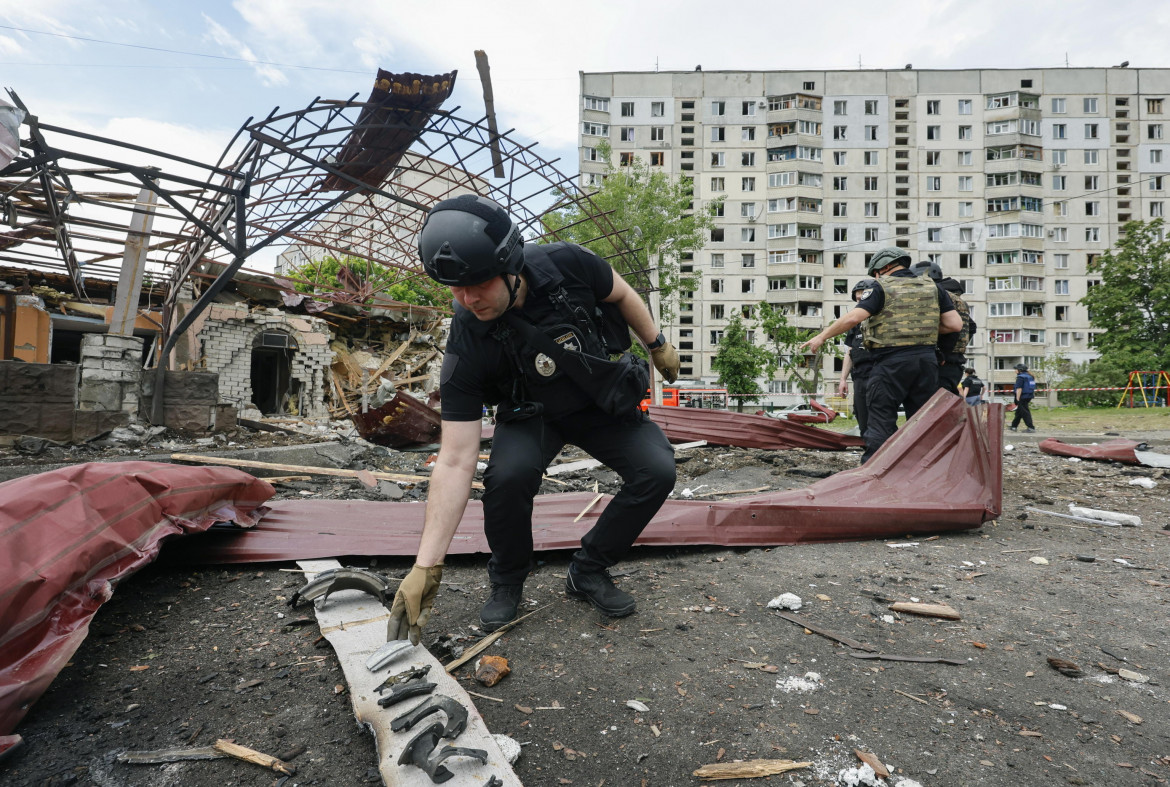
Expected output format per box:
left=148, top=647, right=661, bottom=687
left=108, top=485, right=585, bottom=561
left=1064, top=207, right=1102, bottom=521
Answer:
left=202, top=12, right=288, bottom=87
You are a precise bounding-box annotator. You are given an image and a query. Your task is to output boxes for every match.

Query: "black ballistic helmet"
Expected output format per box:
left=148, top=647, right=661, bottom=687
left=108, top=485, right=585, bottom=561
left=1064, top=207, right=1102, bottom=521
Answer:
left=418, top=195, right=524, bottom=286
left=851, top=277, right=876, bottom=297
left=1015, top=363, right=1029, bottom=372
left=910, top=260, right=943, bottom=282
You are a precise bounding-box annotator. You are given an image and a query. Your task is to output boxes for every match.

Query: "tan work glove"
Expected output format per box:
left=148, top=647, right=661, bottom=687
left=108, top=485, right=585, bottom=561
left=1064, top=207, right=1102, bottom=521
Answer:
left=651, top=342, right=680, bottom=384
left=386, top=563, right=443, bottom=645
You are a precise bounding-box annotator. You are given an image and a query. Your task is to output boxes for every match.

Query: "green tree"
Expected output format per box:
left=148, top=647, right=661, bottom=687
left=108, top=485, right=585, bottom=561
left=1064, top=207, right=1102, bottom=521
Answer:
left=710, top=314, right=772, bottom=412
left=754, top=302, right=826, bottom=394
left=1058, top=357, right=1131, bottom=407
left=541, top=141, right=720, bottom=320
left=1082, top=218, right=1170, bottom=372
left=288, top=255, right=445, bottom=307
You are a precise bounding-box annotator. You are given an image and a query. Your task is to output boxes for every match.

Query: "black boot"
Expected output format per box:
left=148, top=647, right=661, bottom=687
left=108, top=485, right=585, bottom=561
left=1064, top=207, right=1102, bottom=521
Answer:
left=565, top=564, right=636, bottom=617
left=480, top=583, right=523, bottom=631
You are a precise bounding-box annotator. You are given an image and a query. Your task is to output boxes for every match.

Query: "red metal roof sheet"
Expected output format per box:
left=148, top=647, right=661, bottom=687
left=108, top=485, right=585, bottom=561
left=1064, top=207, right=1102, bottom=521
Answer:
left=178, top=393, right=1001, bottom=564
left=0, top=462, right=273, bottom=750
left=1038, top=437, right=1143, bottom=464
left=647, top=404, right=863, bottom=450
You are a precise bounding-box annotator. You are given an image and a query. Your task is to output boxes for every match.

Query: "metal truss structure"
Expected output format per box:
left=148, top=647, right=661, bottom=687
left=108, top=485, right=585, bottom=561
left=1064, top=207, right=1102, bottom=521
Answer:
left=0, top=70, right=646, bottom=419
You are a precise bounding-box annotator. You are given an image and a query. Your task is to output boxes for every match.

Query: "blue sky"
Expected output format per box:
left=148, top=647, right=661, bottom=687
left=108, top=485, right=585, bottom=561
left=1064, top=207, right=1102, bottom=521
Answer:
left=4, top=0, right=1168, bottom=178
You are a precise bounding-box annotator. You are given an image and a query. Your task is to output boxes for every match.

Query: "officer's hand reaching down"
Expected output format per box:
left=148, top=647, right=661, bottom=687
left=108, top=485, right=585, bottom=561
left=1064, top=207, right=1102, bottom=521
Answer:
left=386, top=563, right=443, bottom=645
left=651, top=341, right=680, bottom=384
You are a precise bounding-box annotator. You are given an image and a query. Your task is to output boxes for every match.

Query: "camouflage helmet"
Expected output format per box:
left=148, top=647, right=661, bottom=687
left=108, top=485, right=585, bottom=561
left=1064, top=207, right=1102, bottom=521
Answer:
left=867, top=247, right=911, bottom=275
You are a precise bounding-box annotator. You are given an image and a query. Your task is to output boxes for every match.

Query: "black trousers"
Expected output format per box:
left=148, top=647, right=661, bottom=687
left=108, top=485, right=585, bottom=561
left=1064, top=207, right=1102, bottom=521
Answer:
left=938, top=363, right=963, bottom=396
left=851, top=373, right=871, bottom=436
left=481, top=406, right=676, bottom=585
left=1012, top=397, right=1035, bottom=429
left=863, top=348, right=939, bottom=463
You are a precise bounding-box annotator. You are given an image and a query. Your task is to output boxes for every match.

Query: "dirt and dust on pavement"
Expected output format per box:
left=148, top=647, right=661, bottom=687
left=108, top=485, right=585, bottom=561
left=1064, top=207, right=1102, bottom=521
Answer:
left=1, top=409, right=1168, bottom=787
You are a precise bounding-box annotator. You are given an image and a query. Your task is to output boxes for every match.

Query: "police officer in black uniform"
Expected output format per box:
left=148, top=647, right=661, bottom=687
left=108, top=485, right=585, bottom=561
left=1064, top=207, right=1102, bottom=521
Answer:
left=910, top=261, right=976, bottom=396
left=836, top=278, right=876, bottom=436
left=387, top=195, right=680, bottom=644
left=801, top=247, right=962, bottom=462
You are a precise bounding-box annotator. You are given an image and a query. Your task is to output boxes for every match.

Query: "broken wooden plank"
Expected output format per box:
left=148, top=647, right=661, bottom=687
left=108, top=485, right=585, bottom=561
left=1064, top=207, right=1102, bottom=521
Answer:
left=117, top=746, right=225, bottom=765
left=572, top=493, right=604, bottom=523
left=692, top=759, right=812, bottom=780
left=850, top=652, right=965, bottom=666
left=445, top=604, right=552, bottom=674
left=546, top=457, right=603, bottom=476
left=212, top=739, right=295, bottom=776
left=854, top=750, right=890, bottom=778
left=771, top=611, right=877, bottom=652
left=888, top=602, right=961, bottom=620
left=692, top=486, right=770, bottom=498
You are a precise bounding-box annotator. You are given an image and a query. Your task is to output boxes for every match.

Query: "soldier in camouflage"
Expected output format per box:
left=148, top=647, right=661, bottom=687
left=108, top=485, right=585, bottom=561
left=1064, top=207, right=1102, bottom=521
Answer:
left=910, top=261, right=977, bottom=395
left=801, top=248, right=962, bottom=462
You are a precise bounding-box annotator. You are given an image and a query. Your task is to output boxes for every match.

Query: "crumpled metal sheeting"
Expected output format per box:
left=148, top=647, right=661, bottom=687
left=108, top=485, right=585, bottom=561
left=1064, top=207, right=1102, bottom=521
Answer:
left=1038, top=437, right=1144, bottom=464
left=179, top=393, right=1001, bottom=565
left=646, top=404, right=863, bottom=450
left=0, top=462, right=274, bottom=742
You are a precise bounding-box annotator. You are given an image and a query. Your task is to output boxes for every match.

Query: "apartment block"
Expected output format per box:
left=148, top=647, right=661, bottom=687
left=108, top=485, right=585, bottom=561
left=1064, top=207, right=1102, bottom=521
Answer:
left=579, top=68, right=1170, bottom=395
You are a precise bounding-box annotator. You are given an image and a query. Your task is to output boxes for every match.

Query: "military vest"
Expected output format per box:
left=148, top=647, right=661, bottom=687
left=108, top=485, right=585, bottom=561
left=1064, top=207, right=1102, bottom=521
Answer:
left=864, top=275, right=939, bottom=350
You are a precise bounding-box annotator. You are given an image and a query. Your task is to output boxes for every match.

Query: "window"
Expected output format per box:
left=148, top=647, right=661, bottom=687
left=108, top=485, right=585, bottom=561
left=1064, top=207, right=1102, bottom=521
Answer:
left=833, top=227, right=848, bottom=242
left=1084, top=200, right=1100, bottom=216
left=926, top=176, right=941, bottom=191
left=711, top=101, right=726, bottom=116
left=741, top=279, right=755, bottom=294
left=832, top=202, right=847, bottom=217
left=1052, top=149, right=1066, bottom=165
left=619, top=152, right=635, bottom=166
left=926, top=151, right=941, bottom=166
left=958, top=99, right=972, bottom=115
left=711, top=253, right=725, bottom=268
left=1153, top=149, right=1164, bottom=164
left=865, top=227, right=878, bottom=241
left=926, top=125, right=941, bottom=140
left=1084, top=123, right=1099, bottom=139
left=582, top=122, right=608, bottom=136
left=742, top=152, right=756, bottom=166
left=1085, top=227, right=1100, bottom=242
left=864, top=151, right=878, bottom=166
left=833, top=125, right=847, bottom=140
left=710, top=279, right=724, bottom=293
left=1152, top=202, right=1164, bottom=218
left=710, top=176, right=725, bottom=191
left=959, top=227, right=973, bottom=243
left=1149, top=124, right=1163, bottom=140
left=741, top=228, right=756, bottom=242
left=926, top=201, right=941, bottom=217
left=1052, top=227, right=1068, bottom=242
left=958, top=125, right=972, bottom=140
left=1148, top=98, right=1164, bottom=114
left=864, top=99, right=879, bottom=115
left=957, top=151, right=973, bottom=166
left=741, top=202, right=757, bottom=218
left=1055, top=279, right=1069, bottom=295
left=741, top=101, right=756, bottom=116
left=865, top=202, right=878, bottom=217
left=833, top=176, right=848, bottom=191
left=1085, top=175, right=1099, bottom=190
left=1052, top=123, right=1067, bottom=139
left=711, top=126, right=726, bottom=142
left=650, top=151, right=664, bottom=166
left=926, top=100, right=940, bottom=115
left=583, top=147, right=601, bottom=162
left=927, top=228, right=941, bottom=242
left=1083, top=97, right=1098, bottom=113
left=958, top=176, right=973, bottom=191
left=583, top=96, right=609, bottom=112
left=1053, top=201, right=1067, bottom=216
left=711, top=152, right=725, bottom=167
left=742, top=177, right=756, bottom=191
left=650, top=101, right=664, bottom=117
left=863, top=125, right=878, bottom=141
left=620, top=126, right=635, bottom=142
left=741, top=253, right=756, bottom=268
left=1154, top=175, right=1165, bottom=190
left=862, top=176, right=878, bottom=191
left=709, top=329, right=724, bottom=345
left=620, top=101, right=635, bottom=117
left=1084, top=150, right=1099, bottom=165
left=1052, top=175, right=1066, bottom=190
left=710, top=227, right=724, bottom=242
left=833, top=100, right=847, bottom=115
left=833, top=151, right=847, bottom=165
left=736, top=126, right=754, bottom=144
left=958, top=201, right=973, bottom=217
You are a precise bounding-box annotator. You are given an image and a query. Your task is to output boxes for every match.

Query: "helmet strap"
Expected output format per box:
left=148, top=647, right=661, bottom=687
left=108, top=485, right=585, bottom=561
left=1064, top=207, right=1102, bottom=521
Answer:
left=503, top=273, right=526, bottom=311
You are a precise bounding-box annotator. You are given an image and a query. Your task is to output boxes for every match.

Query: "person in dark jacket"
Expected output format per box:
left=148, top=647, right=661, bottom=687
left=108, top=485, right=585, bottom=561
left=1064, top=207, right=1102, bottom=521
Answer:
left=386, top=195, right=681, bottom=643
left=802, top=247, right=962, bottom=462
left=958, top=367, right=984, bottom=405
left=1010, top=363, right=1037, bottom=432
left=910, top=261, right=976, bottom=395
left=836, top=278, right=876, bottom=436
